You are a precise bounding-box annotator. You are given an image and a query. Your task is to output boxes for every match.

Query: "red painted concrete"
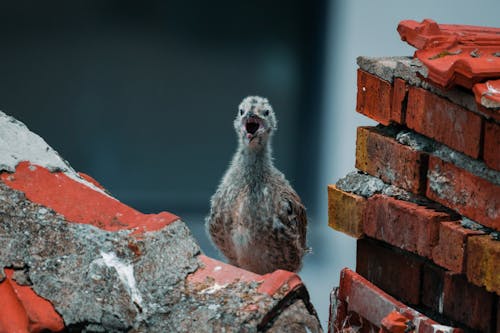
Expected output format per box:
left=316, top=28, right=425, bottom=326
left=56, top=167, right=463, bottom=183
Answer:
left=0, top=269, right=64, bottom=333
left=188, top=255, right=303, bottom=297
left=1, top=162, right=179, bottom=234
left=398, top=19, right=500, bottom=90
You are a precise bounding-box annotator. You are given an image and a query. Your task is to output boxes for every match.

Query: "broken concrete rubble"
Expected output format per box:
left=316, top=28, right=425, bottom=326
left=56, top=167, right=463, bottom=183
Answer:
left=0, top=110, right=322, bottom=332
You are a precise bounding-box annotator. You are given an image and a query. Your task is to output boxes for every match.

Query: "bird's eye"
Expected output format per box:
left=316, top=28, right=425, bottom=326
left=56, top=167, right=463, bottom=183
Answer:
left=239, top=109, right=244, bottom=116
left=263, top=110, right=270, bottom=116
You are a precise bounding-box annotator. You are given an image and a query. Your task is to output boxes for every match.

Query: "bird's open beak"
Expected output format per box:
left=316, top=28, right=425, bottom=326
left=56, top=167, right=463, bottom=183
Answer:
left=243, top=117, right=264, bottom=142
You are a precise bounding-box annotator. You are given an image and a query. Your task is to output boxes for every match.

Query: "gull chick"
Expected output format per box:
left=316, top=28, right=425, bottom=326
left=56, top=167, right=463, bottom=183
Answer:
left=206, top=96, right=307, bottom=274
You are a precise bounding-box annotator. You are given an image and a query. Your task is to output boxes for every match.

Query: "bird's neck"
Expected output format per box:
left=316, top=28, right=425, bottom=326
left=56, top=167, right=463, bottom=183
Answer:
left=235, top=141, right=273, bottom=174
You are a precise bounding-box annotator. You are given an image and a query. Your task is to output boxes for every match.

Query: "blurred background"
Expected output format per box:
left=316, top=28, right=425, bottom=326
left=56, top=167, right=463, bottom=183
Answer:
left=1, top=0, right=498, bottom=327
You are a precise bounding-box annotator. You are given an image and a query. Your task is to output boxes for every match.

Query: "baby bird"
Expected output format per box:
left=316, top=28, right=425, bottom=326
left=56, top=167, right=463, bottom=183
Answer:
left=206, top=96, right=307, bottom=274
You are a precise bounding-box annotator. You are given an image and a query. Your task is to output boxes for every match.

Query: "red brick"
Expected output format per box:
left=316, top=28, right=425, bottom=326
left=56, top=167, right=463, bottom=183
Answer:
left=443, top=272, right=495, bottom=332
left=356, top=70, right=393, bottom=125
left=391, top=78, right=408, bottom=125
left=335, top=268, right=460, bottom=333
left=406, top=86, right=482, bottom=158
left=364, top=195, right=452, bottom=258
left=356, top=126, right=429, bottom=194
left=466, top=235, right=500, bottom=295
left=328, top=185, right=366, bottom=238
left=427, top=155, right=500, bottom=230
left=356, top=238, right=423, bottom=305
left=432, top=221, right=484, bottom=273
left=484, top=121, right=500, bottom=171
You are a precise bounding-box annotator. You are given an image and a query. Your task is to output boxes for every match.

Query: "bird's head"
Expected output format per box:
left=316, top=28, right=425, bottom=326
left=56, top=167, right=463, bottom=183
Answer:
left=234, top=96, right=277, bottom=148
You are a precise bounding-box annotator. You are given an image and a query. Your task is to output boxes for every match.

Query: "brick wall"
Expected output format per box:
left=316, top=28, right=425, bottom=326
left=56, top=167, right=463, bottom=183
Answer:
left=329, top=19, right=499, bottom=333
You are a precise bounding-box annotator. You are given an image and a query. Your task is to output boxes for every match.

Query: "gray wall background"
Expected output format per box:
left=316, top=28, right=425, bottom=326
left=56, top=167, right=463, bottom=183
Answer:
left=0, top=0, right=325, bottom=214
left=1, top=0, right=499, bottom=327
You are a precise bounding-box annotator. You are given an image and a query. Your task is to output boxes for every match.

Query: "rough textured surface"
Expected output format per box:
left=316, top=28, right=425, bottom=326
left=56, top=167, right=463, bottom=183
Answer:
left=427, top=155, right=500, bottom=231
left=466, top=235, right=500, bottom=295
left=0, top=181, right=200, bottom=331
left=327, top=185, right=366, bottom=238
left=333, top=268, right=460, bottom=333
left=0, top=109, right=322, bottom=332
left=397, top=128, right=500, bottom=186
left=266, top=300, right=321, bottom=333
left=364, top=195, right=453, bottom=259
left=398, top=19, right=500, bottom=90
left=406, top=86, right=482, bottom=158
left=356, top=126, right=429, bottom=194
left=432, top=221, right=484, bottom=273
left=357, top=56, right=500, bottom=121
left=356, top=70, right=393, bottom=125
left=336, top=171, right=426, bottom=205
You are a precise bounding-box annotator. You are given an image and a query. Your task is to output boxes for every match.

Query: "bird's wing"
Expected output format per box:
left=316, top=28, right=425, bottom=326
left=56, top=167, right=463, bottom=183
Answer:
left=278, top=187, right=308, bottom=248
left=206, top=193, right=238, bottom=264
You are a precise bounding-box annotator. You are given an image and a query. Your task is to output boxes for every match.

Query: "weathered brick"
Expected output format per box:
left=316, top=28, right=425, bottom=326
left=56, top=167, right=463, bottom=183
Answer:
left=335, top=268, right=460, bottom=333
left=356, top=238, right=423, bottom=305
left=484, top=120, right=500, bottom=171
left=356, top=69, right=393, bottom=125
left=328, top=185, right=366, bottom=238
left=391, top=78, right=408, bottom=125
left=406, top=86, right=482, bottom=158
left=432, top=221, right=484, bottom=273
left=443, top=272, right=495, bottom=332
left=364, top=194, right=452, bottom=258
left=421, top=263, right=445, bottom=313
left=427, top=155, right=500, bottom=231
left=356, top=126, right=429, bottom=194
left=466, top=235, right=500, bottom=295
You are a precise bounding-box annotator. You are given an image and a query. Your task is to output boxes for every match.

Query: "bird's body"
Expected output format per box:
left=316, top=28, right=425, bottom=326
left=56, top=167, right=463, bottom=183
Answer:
left=206, top=96, right=307, bottom=274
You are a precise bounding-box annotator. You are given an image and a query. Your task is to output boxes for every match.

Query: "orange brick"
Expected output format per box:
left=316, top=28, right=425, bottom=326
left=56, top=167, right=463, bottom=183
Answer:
left=432, top=221, right=484, bottom=273
left=427, top=155, right=500, bottom=230
left=356, top=70, right=393, bottom=125
left=466, top=235, right=500, bottom=295
left=484, top=121, right=500, bottom=171
left=406, top=86, right=482, bottom=158
left=356, top=126, right=428, bottom=194
left=364, top=195, right=452, bottom=258
left=328, top=185, right=366, bottom=238
left=391, top=78, right=408, bottom=125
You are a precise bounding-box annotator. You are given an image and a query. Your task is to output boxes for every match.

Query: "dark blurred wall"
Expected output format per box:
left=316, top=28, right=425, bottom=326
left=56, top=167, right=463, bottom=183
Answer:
left=0, top=0, right=325, bottom=215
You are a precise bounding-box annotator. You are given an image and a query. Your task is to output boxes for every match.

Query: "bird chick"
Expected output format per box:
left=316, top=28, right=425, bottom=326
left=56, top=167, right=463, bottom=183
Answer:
left=206, top=96, right=307, bottom=274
